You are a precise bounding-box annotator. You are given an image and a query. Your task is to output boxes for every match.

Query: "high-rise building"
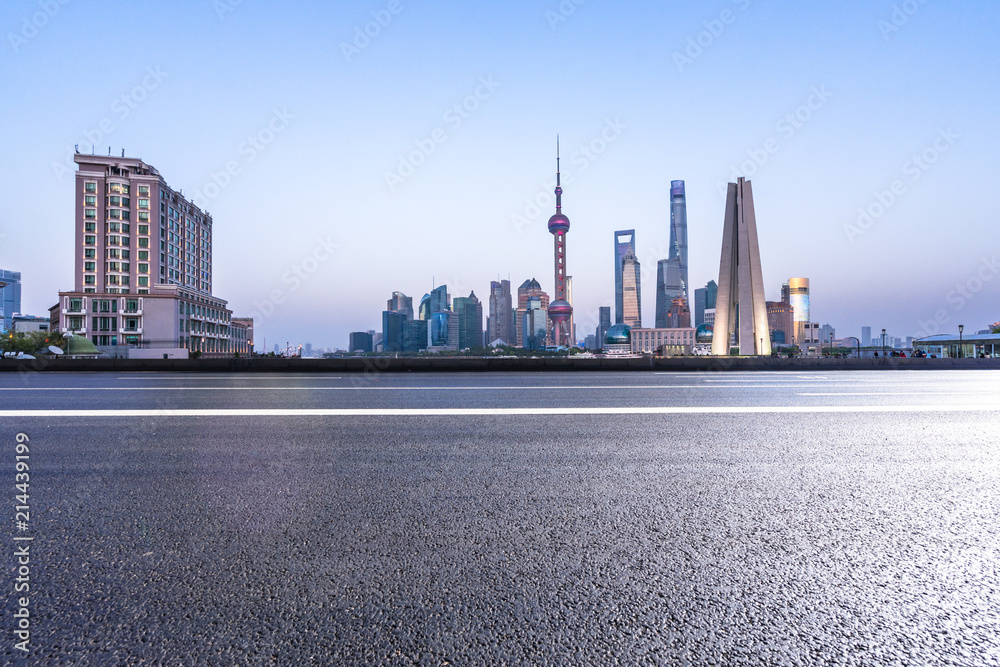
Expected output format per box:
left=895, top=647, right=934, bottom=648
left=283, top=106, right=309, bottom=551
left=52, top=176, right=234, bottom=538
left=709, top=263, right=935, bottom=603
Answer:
left=515, top=278, right=549, bottom=348
left=766, top=301, right=793, bottom=346
left=546, top=141, right=573, bottom=348
left=787, top=278, right=810, bottom=345
left=819, top=324, right=836, bottom=346
left=712, top=177, right=770, bottom=356
left=402, top=320, right=428, bottom=353
left=418, top=293, right=431, bottom=320
left=522, top=296, right=548, bottom=351
left=72, top=154, right=213, bottom=294
left=453, top=291, right=483, bottom=351
left=349, top=331, right=373, bottom=353
left=595, top=306, right=611, bottom=349
left=694, top=280, right=718, bottom=327
left=669, top=180, right=689, bottom=306
left=387, top=291, right=414, bottom=320
left=487, top=279, right=515, bottom=345
left=0, top=269, right=22, bottom=332
left=666, top=297, right=691, bottom=328
left=620, top=249, right=642, bottom=328
left=862, top=326, right=872, bottom=347
left=426, top=284, right=457, bottom=352
left=429, top=284, right=449, bottom=314
left=655, top=259, right=682, bottom=328
left=381, top=310, right=406, bottom=353
left=613, top=229, right=636, bottom=325
left=56, top=153, right=243, bottom=356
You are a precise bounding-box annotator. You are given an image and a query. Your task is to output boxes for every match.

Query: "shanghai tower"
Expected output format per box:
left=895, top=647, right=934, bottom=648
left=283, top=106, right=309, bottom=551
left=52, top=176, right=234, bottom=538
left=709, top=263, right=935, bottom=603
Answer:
left=547, top=139, right=573, bottom=348
left=656, top=181, right=689, bottom=326
left=669, top=180, right=689, bottom=306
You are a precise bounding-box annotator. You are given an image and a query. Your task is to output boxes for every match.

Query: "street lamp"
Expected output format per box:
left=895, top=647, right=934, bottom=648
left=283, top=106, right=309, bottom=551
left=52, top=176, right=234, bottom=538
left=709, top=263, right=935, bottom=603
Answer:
left=844, top=336, right=860, bottom=358
left=881, top=328, right=886, bottom=358
left=959, top=324, right=964, bottom=358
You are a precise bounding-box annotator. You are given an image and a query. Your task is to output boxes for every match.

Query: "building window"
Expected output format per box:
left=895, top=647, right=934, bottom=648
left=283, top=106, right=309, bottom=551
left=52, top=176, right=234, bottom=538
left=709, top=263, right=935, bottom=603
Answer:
left=85, top=222, right=96, bottom=232
left=138, top=211, right=149, bottom=221
left=85, top=196, right=97, bottom=206
left=84, top=275, right=95, bottom=285
left=138, top=263, right=148, bottom=274
left=85, top=209, right=96, bottom=220
left=84, top=262, right=95, bottom=271
left=138, top=277, right=148, bottom=287
left=138, top=199, right=149, bottom=209
left=85, top=235, right=96, bottom=245
left=138, top=251, right=148, bottom=261
left=138, top=238, right=149, bottom=248
left=84, top=248, right=95, bottom=259
left=138, top=185, right=150, bottom=196
left=138, top=225, right=149, bottom=235
left=108, top=209, right=121, bottom=220
left=85, top=182, right=97, bottom=193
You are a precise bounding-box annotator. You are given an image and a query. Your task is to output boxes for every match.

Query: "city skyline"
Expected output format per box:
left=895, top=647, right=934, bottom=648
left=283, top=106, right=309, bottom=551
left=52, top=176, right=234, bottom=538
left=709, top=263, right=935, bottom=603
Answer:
left=2, top=1, right=999, bottom=349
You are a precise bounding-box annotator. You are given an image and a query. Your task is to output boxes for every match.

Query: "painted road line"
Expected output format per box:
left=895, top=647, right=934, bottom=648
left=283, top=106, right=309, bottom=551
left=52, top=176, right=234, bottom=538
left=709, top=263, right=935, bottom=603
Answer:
left=1, top=405, right=999, bottom=417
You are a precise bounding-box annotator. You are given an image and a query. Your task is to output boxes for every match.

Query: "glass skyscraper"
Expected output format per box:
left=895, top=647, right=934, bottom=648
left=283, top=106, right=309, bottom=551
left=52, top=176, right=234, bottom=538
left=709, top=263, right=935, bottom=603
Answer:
left=669, top=180, right=689, bottom=307
left=694, top=280, right=717, bottom=327
left=621, top=249, right=642, bottom=328
left=787, top=277, right=810, bottom=344
left=614, top=230, right=636, bottom=325
left=0, top=269, right=22, bottom=332
left=453, top=292, right=483, bottom=351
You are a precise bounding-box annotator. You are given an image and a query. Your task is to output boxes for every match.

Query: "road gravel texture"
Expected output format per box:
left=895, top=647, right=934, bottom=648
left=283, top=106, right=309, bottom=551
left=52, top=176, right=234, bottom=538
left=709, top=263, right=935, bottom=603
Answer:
left=3, top=405, right=999, bottom=665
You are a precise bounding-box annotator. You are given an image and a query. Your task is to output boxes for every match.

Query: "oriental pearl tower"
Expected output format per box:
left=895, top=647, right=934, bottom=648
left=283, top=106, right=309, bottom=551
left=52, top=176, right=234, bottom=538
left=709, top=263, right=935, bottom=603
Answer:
left=547, top=138, right=573, bottom=348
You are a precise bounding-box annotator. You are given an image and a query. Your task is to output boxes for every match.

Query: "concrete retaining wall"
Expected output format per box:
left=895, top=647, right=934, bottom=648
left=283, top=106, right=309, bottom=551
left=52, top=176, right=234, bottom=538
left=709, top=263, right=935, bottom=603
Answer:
left=2, top=356, right=998, bottom=373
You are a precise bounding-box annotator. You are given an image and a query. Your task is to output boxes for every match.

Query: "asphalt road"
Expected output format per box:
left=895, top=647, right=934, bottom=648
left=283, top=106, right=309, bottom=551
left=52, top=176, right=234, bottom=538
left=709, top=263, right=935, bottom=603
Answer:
left=2, top=371, right=999, bottom=665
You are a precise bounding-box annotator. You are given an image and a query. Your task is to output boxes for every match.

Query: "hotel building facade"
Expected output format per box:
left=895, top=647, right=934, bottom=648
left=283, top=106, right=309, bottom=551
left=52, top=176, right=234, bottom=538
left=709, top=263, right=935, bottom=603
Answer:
left=57, top=153, right=249, bottom=356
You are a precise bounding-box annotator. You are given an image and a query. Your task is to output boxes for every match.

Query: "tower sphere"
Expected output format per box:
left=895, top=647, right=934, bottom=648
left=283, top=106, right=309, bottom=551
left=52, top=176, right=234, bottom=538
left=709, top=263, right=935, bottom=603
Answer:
left=548, top=213, right=570, bottom=234
left=548, top=298, right=573, bottom=320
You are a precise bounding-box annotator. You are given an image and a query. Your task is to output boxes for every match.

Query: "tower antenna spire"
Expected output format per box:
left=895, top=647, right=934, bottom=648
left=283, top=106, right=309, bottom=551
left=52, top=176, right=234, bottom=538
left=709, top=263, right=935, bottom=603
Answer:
left=555, top=135, right=562, bottom=212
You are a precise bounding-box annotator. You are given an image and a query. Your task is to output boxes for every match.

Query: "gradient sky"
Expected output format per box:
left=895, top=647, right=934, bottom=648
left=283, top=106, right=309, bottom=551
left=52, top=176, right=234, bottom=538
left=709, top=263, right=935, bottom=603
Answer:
left=2, top=0, right=998, bottom=349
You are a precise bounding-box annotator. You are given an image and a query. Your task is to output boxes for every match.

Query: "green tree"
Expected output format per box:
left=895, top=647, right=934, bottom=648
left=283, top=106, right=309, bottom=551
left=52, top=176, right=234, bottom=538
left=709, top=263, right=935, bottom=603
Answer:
left=1, top=330, right=65, bottom=357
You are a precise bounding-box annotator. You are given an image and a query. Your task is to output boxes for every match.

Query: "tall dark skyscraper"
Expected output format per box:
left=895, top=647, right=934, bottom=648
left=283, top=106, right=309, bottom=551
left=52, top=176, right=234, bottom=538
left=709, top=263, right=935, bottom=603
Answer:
left=655, top=259, right=681, bottom=328
left=656, top=180, right=689, bottom=327
left=614, top=229, right=636, bottom=325
left=453, top=291, right=483, bottom=351
left=487, top=279, right=514, bottom=345
left=669, top=180, right=689, bottom=306
left=694, top=280, right=718, bottom=327
left=547, top=140, right=573, bottom=348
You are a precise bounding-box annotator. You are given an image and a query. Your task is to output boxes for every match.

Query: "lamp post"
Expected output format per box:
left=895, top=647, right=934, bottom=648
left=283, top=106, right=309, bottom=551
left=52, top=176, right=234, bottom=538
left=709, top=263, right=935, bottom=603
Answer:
left=881, top=328, right=886, bottom=358
left=844, top=336, right=860, bottom=358
left=959, top=324, right=964, bottom=358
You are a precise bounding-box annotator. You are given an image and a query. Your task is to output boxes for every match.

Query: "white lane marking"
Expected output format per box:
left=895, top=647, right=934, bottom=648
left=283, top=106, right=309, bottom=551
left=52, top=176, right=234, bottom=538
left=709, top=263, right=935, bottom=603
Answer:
left=115, top=376, right=343, bottom=380
left=2, top=405, right=999, bottom=417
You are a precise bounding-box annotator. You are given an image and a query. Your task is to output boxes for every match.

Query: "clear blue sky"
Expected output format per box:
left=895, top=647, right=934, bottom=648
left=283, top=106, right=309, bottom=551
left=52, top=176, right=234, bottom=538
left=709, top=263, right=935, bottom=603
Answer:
left=2, top=0, right=998, bottom=349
